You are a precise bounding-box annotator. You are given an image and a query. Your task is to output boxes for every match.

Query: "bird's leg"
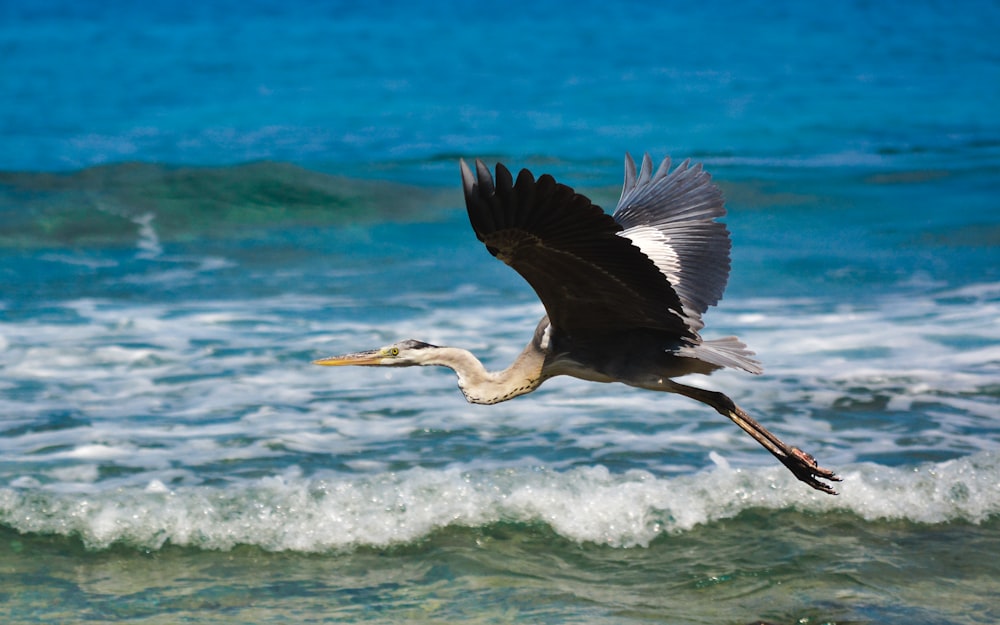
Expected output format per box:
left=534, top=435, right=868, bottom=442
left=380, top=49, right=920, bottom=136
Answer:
left=664, top=381, right=840, bottom=494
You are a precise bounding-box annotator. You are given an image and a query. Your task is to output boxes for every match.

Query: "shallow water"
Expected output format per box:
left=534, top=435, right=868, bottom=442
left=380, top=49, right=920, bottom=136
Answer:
left=3, top=512, right=999, bottom=624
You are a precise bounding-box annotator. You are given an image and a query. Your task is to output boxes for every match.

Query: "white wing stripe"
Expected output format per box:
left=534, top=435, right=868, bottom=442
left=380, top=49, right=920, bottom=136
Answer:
left=613, top=153, right=731, bottom=323
left=618, top=225, right=680, bottom=288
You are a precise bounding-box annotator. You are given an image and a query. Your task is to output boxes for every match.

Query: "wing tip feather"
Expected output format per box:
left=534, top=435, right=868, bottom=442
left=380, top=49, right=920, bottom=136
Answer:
left=459, top=158, right=476, bottom=196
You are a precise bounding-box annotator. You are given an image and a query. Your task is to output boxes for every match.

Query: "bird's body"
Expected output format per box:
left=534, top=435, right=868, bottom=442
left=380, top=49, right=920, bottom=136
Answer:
left=315, top=154, right=840, bottom=494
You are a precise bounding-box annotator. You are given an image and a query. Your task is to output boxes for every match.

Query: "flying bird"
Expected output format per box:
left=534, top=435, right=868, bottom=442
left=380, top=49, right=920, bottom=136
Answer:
left=315, top=154, right=840, bottom=494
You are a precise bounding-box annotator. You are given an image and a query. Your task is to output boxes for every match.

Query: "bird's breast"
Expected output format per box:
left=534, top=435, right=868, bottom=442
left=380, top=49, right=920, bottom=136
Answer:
left=545, top=329, right=692, bottom=384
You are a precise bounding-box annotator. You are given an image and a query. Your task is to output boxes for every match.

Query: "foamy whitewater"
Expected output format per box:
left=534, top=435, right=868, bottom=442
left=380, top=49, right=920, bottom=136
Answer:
left=3, top=456, right=1000, bottom=553
left=2, top=274, right=999, bottom=552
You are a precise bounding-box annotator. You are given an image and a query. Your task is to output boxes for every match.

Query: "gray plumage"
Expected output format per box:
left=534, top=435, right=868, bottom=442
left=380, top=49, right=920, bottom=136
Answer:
left=315, top=154, right=840, bottom=494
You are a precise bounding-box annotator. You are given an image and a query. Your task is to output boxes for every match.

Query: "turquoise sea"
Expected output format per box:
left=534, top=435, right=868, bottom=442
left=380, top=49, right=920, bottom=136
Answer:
left=2, top=1, right=999, bottom=623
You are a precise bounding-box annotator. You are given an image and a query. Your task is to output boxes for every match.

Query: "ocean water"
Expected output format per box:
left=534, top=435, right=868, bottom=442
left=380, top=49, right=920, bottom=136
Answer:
left=2, top=1, right=1000, bottom=623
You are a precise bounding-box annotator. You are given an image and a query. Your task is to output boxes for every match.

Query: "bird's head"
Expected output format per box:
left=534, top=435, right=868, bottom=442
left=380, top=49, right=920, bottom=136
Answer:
left=312, top=339, right=439, bottom=368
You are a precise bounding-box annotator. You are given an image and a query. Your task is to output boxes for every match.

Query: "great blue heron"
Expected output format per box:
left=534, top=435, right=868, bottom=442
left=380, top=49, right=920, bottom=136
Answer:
left=315, top=154, right=840, bottom=494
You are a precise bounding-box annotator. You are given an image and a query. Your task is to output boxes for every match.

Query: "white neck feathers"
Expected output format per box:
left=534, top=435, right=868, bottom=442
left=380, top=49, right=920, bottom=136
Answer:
left=420, top=345, right=546, bottom=405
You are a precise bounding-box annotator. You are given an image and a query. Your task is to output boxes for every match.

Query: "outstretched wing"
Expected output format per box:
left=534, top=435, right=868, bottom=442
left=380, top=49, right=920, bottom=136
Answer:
left=613, top=154, right=731, bottom=331
left=460, top=159, right=693, bottom=339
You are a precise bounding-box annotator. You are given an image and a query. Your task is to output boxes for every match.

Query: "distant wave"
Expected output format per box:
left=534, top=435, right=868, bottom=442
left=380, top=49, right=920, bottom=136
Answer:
left=0, top=161, right=443, bottom=247
left=2, top=452, right=998, bottom=552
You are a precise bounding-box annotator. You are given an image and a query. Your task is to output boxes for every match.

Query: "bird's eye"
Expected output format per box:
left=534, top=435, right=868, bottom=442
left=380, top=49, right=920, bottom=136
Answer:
left=389, top=347, right=400, bottom=356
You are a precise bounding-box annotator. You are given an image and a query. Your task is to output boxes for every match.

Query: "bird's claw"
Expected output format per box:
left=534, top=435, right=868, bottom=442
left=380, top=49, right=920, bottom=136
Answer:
left=781, top=447, right=841, bottom=495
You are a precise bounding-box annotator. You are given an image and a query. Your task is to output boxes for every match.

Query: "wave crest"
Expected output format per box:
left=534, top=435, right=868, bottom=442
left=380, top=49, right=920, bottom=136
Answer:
left=2, top=452, right=998, bottom=552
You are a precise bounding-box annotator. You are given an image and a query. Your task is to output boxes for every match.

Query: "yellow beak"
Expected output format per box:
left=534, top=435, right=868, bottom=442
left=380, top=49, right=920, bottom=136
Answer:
left=312, top=350, right=382, bottom=366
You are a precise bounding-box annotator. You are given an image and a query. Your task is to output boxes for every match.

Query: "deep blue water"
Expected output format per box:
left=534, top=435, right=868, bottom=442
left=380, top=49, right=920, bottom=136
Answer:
left=5, top=0, right=998, bottom=173
left=2, top=1, right=999, bottom=623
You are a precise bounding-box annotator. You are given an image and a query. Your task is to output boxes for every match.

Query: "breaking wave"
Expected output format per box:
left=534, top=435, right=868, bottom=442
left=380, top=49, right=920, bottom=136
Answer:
left=2, top=452, right=998, bottom=552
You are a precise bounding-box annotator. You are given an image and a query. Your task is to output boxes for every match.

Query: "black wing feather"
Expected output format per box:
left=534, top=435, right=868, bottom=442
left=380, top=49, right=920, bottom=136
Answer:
left=460, top=159, right=692, bottom=339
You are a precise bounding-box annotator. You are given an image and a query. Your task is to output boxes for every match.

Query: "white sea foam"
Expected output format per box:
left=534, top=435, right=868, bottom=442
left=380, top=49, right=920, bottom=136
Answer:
left=1, top=452, right=998, bottom=552
left=2, top=285, right=997, bottom=433
left=1, top=282, right=998, bottom=552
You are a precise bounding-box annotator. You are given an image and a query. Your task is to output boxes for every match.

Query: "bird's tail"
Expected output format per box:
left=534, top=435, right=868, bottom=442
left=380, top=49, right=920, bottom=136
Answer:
left=684, top=337, right=763, bottom=375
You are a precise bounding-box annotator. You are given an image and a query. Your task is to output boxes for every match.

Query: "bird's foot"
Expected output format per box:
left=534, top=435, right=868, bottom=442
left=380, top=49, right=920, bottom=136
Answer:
left=677, top=389, right=843, bottom=495
left=779, top=447, right=841, bottom=495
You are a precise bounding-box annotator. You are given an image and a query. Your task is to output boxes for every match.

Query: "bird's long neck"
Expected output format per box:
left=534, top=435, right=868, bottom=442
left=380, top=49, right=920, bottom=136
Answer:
left=424, top=344, right=546, bottom=405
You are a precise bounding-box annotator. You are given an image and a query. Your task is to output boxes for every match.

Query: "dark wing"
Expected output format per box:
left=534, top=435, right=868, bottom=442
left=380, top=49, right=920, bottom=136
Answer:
left=460, top=159, right=693, bottom=339
left=613, top=154, right=731, bottom=331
